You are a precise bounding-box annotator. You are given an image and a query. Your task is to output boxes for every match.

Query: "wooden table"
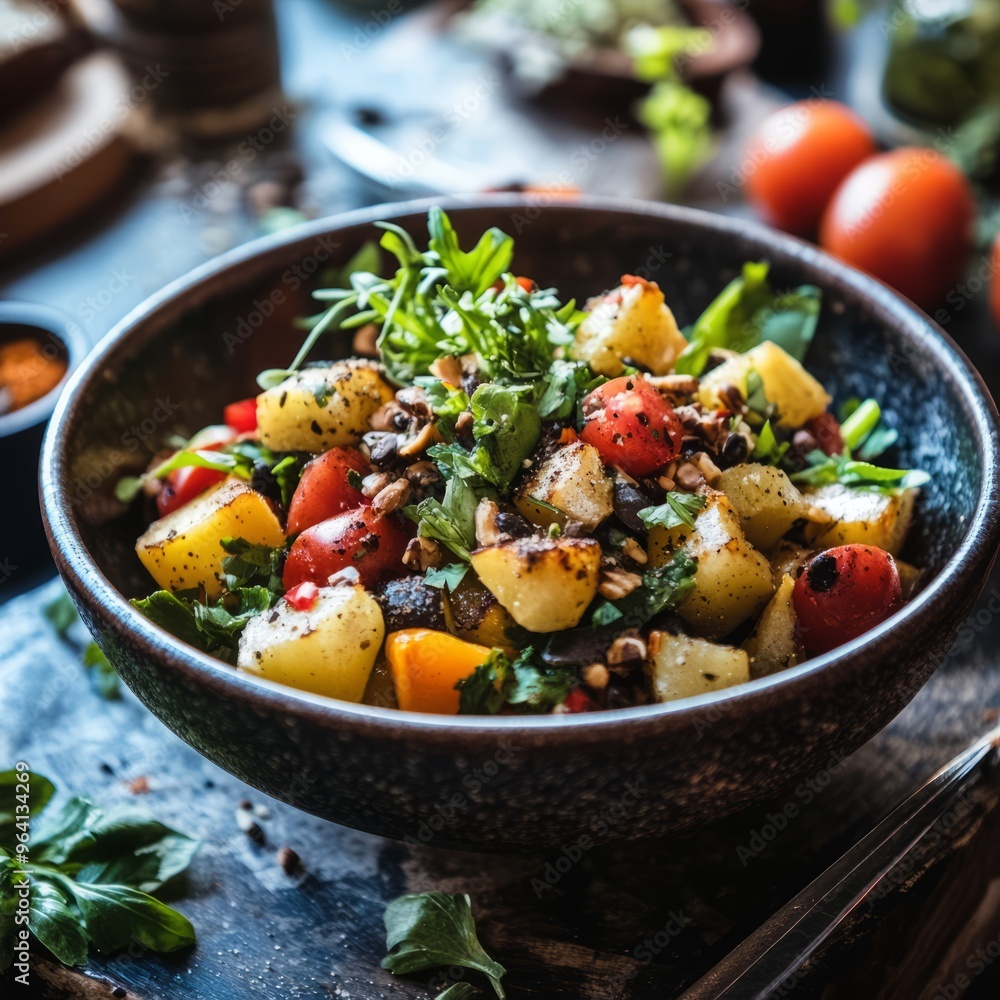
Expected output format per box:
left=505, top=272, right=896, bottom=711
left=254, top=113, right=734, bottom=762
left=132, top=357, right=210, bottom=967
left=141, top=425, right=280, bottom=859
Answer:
left=4, top=0, right=1000, bottom=996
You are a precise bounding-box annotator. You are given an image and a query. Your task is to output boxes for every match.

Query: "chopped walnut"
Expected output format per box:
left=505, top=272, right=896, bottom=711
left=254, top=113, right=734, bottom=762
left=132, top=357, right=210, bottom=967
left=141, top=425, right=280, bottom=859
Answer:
left=475, top=498, right=504, bottom=547
left=402, top=537, right=445, bottom=571
left=607, top=636, right=647, bottom=667
left=646, top=373, right=699, bottom=404
left=599, top=566, right=643, bottom=600
left=396, top=386, right=432, bottom=420
left=369, top=401, right=404, bottom=432
left=716, top=382, right=746, bottom=416
left=455, top=411, right=474, bottom=437
left=692, top=451, right=722, bottom=486
left=429, top=355, right=464, bottom=386
left=674, top=461, right=706, bottom=491
left=352, top=323, right=379, bottom=358
left=403, top=460, right=440, bottom=489
left=371, top=477, right=411, bottom=517
left=582, top=663, right=610, bottom=690
left=362, top=471, right=394, bottom=498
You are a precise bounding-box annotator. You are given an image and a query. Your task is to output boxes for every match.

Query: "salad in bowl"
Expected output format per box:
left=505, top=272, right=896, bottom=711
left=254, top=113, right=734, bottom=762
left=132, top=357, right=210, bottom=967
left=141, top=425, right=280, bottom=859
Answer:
left=119, top=208, right=927, bottom=717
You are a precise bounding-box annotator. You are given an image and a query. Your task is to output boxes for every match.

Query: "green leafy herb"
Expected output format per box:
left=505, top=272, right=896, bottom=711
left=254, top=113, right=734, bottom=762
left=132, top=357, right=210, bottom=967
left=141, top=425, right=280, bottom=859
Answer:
left=131, top=586, right=274, bottom=662
left=417, top=378, right=471, bottom=442
left=537, top=359, right=600, bottom=422
left=0, top=770, right=198, bottom=972
left=438, top=984, right=480, bottom=999
left=382, top=891, right=506, bottom=998
left=790, top=451, right=930, bottom=491
left=456, top=647, right=577, bottom=715
left=424, top=563, right=470, bottom=592
left=675, top=262, right=821, bottom=376
left=43, top=592, right=77, bottom=638
left=43, top=590, right=120, bottom=699
left=593, top=551, right=698, bottom=629
left=837, top=397, right=899, bottom=461
left=752, top=420, right=789, bottom=465
left=219, top=537, right=285, bottom=595
left=638, top=492, right=706, bottom=531
left=405, top=476, right=480, bottom=563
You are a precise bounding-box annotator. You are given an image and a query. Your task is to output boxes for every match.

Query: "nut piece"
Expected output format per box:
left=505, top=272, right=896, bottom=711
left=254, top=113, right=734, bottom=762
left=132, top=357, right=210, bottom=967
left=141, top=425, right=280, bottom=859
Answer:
left=402, top=536, right=445, bottom=571
left=582, top=663, right=610, bottom=690
left=352, top=323, right=379, bottom=358
left=362, top=471, right=394, bottom=498
left=606, top=635, right=647, bottom=668
left=475, top=498, right=503, bottom=547
left=599, top=566, right=643, bottom=600
left=674, top=461, right=706, bottom=491
left=429, top=355, right=464, bottom=385
left=371, top=477, right=411, bottom=517
left=692, top=451, right=722, bottom=486
left=621, top=536, right=648, bottom=565
left=398, top=421, right=437, bottom=457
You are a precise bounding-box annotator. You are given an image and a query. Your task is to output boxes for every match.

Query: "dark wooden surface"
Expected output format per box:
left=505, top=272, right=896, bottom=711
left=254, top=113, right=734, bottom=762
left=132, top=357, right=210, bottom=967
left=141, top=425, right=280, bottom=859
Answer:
left=4, top=0, right=1000, bottom=996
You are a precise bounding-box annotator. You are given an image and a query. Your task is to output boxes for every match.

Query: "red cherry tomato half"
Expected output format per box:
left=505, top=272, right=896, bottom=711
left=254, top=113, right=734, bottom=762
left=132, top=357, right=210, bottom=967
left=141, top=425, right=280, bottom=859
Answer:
left=155, top=425, right=237, bottom=517
left=284, top=581, right=320, bottom=612
left=744, top=100, right=875, bottom=236
left=579, top=376, right=682, bottom=477
left=560, top=689, right=596, bottom=713
left=806, top=412, right=844, bottom=457
left=156, top=466, right=226, bottom=517
left=819, top=147, right=975, bottom=310
left=285, top=448, right=370, bottom=536
left=283, top=506, right=410, bottom=590
left=223, top=397, right=258, bottom=434
left=792, top=545, right=903, bottom=655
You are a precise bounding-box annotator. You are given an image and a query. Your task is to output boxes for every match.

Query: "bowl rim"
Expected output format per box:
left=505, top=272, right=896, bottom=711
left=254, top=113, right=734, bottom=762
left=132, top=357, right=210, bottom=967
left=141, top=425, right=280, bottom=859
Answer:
left=40, top=194, right=1000, bottom=738
left=0, top=301, right=88, bottom=439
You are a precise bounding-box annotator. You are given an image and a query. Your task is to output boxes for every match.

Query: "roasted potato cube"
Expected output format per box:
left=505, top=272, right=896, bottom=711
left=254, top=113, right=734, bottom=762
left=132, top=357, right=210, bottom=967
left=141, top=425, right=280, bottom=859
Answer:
left=570, top=278, right=687, bottom=376
left=647, top=631, right=750, bottom=702
left=699, top=341, right=831, bottom=427
left=648, top=494, right=774, bottom=639
left=136, top=478, right=285, bottom=599
left=256, top=360, right=394, bottom=452
left=515, top=441, right=613, bottom=531
left=802, top=484, right=917, bottom=556
left=743, top=573, right=800, bottom=677
left=716, top=463, right=830, bottom=550
left=237, top=584, right=384, bottom=702
left=470, top=537, right=601, bottom=632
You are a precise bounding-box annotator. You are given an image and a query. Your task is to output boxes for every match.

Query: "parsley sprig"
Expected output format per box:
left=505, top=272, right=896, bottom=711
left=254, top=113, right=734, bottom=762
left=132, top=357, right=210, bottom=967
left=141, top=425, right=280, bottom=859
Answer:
left=1, top=770, right=198, bottom=971
left=456, top=647, right=577, bottom=715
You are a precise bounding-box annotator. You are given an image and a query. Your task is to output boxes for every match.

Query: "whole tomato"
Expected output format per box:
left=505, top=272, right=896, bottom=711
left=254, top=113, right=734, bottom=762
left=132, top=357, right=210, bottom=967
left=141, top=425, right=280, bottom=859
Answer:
left=156, top=425, right=236, bottom=517
left=793, top=544, right=903, bottom=655
left=580, top=376, right=682, bottom=478
left=744, top=100, right=875, bottom=236
left=282, top=506, right=409, bottom=590
left=819, top=147, right=976, bottom=310
left=285, top=448, right=369, bottom=536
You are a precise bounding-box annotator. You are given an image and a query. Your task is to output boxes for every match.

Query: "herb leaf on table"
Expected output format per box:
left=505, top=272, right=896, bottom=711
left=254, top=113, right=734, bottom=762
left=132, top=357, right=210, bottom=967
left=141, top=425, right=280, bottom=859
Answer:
left=382, top=891, right=506, bottom=999
left=0, top=770, right=198, bottom=972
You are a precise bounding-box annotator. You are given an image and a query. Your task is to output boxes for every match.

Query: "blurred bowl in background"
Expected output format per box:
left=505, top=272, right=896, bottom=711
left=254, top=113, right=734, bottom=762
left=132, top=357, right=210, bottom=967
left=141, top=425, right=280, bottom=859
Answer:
left=1, top=301, right=86, bottom=595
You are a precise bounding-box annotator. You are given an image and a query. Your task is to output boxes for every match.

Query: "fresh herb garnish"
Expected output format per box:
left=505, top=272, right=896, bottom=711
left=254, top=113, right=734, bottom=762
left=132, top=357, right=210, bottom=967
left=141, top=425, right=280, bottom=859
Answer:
left=456, top=647, right=577, bottom=715
left=591, top=551, right=698, bottom=628
left=638, top=492, right=707, bottom=531
left=675, top=262, right=821, bottom=376
left=0, top=770, right=198, bottom=971
left=537, top=358, right=603, bottom=422
left=382, top=891, right=506, bottom=999
left=219, top=537, right=285, bottom=595
left=43, top=590, right=121, bottom=699
left=424, top=563, right=470, bottom=592
left=405, top=476, right=480, bottom=563
left=752, top=419, right=789, bottom=465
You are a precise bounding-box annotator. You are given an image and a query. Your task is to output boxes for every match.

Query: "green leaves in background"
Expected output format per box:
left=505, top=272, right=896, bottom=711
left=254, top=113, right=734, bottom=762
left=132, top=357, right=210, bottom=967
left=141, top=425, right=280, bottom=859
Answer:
left=0, top=770, right=198, bottom=973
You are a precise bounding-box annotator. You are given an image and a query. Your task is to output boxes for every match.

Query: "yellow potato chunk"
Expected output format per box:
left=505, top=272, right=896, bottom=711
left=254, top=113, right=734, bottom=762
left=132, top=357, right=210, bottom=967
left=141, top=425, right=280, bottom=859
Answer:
left=256, top=360, right=394, bottom=452
left=802, top=484, right=917, bottom=556
left=136, top=479, right=285, bottom=599
left=648, top=494, right=774, bottom=639
left=743, top=573, right=800, bottom=678
left=699, top=341, right=831, bottom=427
left=237, top=584, right=384, bottom=702
left=570, top=279, right=687, bottom=376
left=716, top=463, right=830, bottom=550
left=647, top=632, right=750, bottom=702
left=470, top=537, right=601, bottom=632
left=515, top=441, right=613, bottom=531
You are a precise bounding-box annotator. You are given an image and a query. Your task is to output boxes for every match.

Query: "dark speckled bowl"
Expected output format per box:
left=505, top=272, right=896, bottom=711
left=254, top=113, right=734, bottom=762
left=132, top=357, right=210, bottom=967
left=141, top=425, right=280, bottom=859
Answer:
left=41, top=198, right=1000, bottom=850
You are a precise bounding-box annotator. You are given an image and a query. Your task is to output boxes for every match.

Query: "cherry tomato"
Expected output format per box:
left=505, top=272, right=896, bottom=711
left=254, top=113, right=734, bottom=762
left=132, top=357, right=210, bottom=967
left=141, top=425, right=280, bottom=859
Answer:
left=155, top=425, right=237, bottom=517
left=793, top=545, right=903, bottom=655
left=559, top=689, right=596, bottom=713
left=282, top=507, right=410, bottom=590
left=579, top=376, right=682, bottom=477
left=744, top=100, right=875, bottom=236
left=805, top=412, right=844, bottom=457
left=991, top=234, right=1000, bottom=329
left=223, top=397, right=258, bottom=434
left=819, top=148, right=976, bottom=310
left=285, top=448, right=369, bottom=536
